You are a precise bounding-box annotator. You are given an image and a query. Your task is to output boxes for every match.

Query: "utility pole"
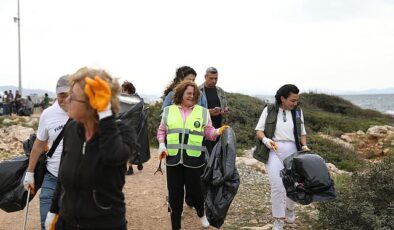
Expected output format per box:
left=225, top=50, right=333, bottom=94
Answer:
left=14, top=0, right=22, bottom=94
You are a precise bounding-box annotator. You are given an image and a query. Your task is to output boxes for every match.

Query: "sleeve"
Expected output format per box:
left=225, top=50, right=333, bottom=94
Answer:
left=203, top=113, right=218, bottom=141
left=199, top=93, right=208, bottom=108
left=219, top=88, right=228, bottom=108
left=255, top=107, right=268, bottom=131
left=300, top=109, right=307, bottom=135
left=162, top=92, right=173, bottom=110
left=157, top=119, right=167, bottom=142
left=99, top=116, right=132, bottom=166
left=36, top=111, right=49, bottom=141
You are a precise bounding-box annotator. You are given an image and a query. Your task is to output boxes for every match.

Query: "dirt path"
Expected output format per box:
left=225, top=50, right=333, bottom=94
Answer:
left=0, top=151, right=212, bottom=230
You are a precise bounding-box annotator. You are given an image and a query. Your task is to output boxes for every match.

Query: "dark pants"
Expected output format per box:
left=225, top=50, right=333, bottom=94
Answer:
left=167, top=165, right=205, bottom=230
left=56, top=219, right=127, bottom=230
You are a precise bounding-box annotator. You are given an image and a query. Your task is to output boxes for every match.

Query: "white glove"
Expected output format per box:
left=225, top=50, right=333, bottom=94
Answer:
left=302, top=145, right=311, bottom=152
left=158, top=143, right=167, bottom=160
left=23, top=172, right=35, bottom=191
left=262, top=137, right=278, bottom=151
left=44, top=212, right=59, bottom=230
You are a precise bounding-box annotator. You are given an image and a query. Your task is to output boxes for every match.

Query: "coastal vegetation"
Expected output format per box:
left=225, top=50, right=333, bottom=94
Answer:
left=145, top=92, right=394, bottom=229
left=147, top=92, right=394, bottom=171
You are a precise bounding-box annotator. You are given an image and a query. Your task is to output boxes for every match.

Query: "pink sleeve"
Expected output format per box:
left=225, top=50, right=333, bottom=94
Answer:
left=204, top=116, right=219, bottom=141
left=157, top=120, right=167, bottom=142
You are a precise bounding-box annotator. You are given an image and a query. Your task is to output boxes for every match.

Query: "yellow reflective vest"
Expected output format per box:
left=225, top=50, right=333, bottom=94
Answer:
left=163, top=105, right=208, bottom=167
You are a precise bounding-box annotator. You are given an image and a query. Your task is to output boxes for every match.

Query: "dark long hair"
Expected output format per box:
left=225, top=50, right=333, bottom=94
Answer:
left=274, top=84, right=299, bottom=105
left=162, top=66, right=197, bottom=97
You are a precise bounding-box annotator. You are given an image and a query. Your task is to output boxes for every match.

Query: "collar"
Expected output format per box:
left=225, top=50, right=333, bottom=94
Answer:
left=177, top=104, right=195, bottom=110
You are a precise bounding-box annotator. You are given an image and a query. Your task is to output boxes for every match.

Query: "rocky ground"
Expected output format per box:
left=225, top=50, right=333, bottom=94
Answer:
left=0, top=150, right=317, bottom=230
left=1, top=116, right=392, bottom=229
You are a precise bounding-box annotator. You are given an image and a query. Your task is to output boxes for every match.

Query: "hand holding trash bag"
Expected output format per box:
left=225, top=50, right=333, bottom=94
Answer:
left=216, top=125, right=230, bottom=135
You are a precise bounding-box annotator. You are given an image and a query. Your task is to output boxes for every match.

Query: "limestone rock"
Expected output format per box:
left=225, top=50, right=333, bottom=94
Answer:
left=236, top=157, right=266, bottom=174
left=340, top=134, right=353, bottom=143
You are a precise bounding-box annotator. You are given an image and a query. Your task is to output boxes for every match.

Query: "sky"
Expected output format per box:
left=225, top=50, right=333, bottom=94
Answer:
left=0, top=0, right=394, bottom=96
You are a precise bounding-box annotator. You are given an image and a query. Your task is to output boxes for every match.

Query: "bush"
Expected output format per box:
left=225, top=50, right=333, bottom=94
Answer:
left=147, top=102, right=162, bottom=147
left=301, top=92, right=394, bottom=134
left=318, top=156, right=394, bottom=229
left=223, top=93, right=266, bottom=149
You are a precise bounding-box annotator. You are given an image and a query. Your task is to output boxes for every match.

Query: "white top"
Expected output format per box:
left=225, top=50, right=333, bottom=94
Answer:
left=255, top=106, right=306, bottom=142
left=36, top=100, right=69, bottom=177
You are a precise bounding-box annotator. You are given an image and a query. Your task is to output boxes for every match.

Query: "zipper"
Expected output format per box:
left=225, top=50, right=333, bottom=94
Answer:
left=82, top=142, right=86, bottom=155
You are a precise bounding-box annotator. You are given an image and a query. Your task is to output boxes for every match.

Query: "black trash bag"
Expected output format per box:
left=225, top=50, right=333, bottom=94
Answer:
left=201, top=128, right=240, bottom=228
left=280, top=151, right=336, bottom=205
left=23, top=133, right=50, bottom=189
left=0, top=155, right=36, bottom=212
left=118, top=94, right=150, bottom=167
left=23, top=133, right=36, bottom=157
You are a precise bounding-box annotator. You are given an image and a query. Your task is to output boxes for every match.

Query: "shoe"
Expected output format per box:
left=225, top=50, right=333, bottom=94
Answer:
left=126, top=167, right=134, bottom=175
left=272, top=219, right=284, bottom=230
left=285, top=208, right=296, bottom=223
left=200, top=215, right=210, bottom=228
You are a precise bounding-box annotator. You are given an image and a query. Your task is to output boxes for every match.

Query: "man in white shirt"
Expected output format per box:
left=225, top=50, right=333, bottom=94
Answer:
left=23, top=75, right=70, bottom=230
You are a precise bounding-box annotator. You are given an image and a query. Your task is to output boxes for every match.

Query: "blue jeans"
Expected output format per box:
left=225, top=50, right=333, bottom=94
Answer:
left=39, top=171, right=57, bottom=230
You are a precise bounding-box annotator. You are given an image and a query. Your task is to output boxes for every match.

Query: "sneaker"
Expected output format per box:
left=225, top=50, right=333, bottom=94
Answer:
left=285, top=208, right=296, bottom=223
left=272, top=219, right=284, bottom=230
left=200, top=215, right=210, bottom=228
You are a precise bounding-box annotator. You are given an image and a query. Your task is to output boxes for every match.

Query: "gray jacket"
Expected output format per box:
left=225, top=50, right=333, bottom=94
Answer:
left=199, top=84, right=228, bottom=109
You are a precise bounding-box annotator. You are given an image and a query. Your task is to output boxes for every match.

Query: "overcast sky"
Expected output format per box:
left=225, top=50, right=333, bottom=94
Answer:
left=1, top=0, right=393, bottom=96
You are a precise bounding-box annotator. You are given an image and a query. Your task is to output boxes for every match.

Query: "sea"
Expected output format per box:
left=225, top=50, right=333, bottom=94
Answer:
left=258, top=94, right=394, bottom=116
left=339, top=94, right=394, bottom=116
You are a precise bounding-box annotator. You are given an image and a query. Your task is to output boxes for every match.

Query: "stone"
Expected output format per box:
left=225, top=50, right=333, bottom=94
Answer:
left=236, top=157, right=267, bottom=174
left=356, top=130, right=365, bottom=135
left=340, top=134, right=353, bottom=143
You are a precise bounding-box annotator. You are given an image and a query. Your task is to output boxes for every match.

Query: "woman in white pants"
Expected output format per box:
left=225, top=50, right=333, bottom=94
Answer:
left=255, top=84, right=309, bottom=230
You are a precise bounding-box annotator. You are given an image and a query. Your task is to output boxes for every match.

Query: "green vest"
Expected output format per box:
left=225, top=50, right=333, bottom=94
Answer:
left=163, top=105, right=208, bottom=167
left=253, top=103, right=303, bottom=164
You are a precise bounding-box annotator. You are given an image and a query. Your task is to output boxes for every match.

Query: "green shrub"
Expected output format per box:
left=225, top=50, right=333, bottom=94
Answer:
left=146, top=92, right=394, bottom=153
left=147, top=102, right=162, bottom=147
left=308, top=135, right=364, bottom=172
left=318, top=156, right=394, bottom=229
left=222, top=93, right=266, bottom=149
left=301, top=93, right=394, bottom=134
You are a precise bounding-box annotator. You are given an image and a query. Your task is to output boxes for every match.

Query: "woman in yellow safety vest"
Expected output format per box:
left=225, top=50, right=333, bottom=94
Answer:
left=157, top=80, right=229, bottom=230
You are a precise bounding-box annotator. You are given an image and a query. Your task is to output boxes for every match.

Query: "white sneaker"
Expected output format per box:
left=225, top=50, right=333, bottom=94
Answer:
left=272, top=219, right=284, bottom=230
left=285, top=208, right=296, bottom=223
left=200, top=215, right=210, bottom=228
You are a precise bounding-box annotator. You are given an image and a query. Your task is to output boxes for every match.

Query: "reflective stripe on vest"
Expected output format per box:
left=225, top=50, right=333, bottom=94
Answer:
left=163, top=105, right=208, bottom=157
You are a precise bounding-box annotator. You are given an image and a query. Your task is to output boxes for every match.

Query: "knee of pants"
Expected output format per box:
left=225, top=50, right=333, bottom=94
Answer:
left=39, top=186, right=55, bottom=202
left=270, top=180, right=285, bottom=194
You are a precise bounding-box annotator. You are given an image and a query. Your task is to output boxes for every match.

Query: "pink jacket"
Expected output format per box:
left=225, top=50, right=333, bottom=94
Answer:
left=157, top=105, right=218, bottom=142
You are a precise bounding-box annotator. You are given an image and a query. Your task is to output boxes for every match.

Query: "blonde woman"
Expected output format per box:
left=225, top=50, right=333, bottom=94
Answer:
left=46, top=67, right=132, bottom=230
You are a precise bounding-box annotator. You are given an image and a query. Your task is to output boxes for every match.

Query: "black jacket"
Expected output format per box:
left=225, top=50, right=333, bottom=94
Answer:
left=50, top=116, right=132, bottom=228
